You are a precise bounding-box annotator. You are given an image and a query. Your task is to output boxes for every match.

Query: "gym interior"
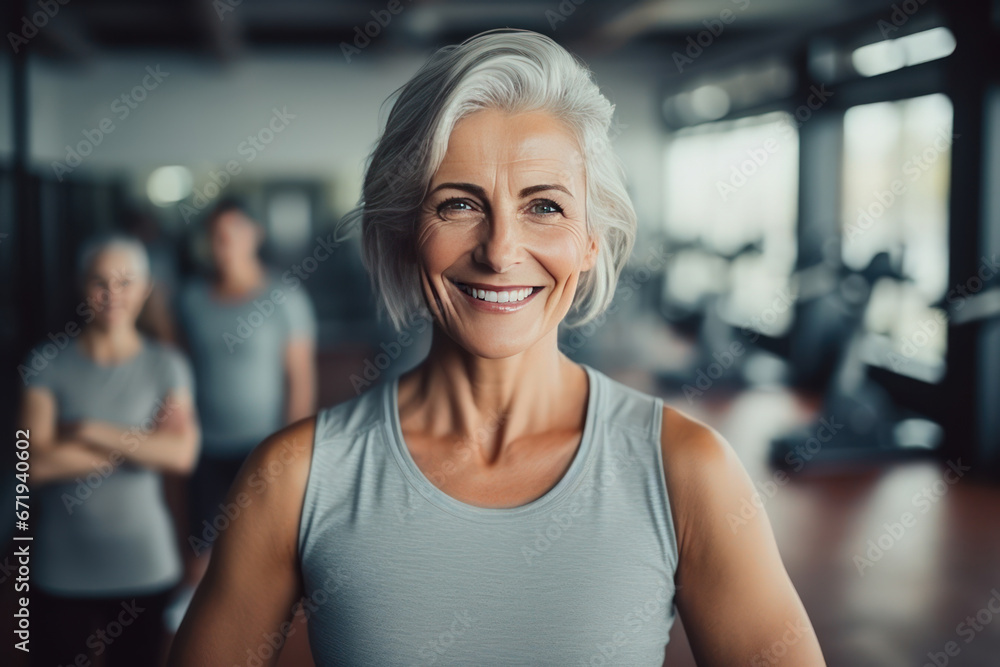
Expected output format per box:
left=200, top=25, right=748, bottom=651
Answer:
left=2, top=1, right=999, bottom=665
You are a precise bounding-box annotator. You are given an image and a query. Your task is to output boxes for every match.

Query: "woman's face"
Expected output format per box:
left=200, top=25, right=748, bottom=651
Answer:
left=416, top=109, right=598, bottom=359
left=83, top=247, right=151, bottom=329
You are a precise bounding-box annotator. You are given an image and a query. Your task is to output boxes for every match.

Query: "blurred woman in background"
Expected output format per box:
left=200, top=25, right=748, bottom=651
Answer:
left=19, top=233, right=200, bottom=667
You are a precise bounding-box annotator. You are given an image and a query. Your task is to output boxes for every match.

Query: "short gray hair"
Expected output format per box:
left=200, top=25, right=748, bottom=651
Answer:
left=77, top=233, right=151, bottom=287
left=337, top=28, right=637, bottom=332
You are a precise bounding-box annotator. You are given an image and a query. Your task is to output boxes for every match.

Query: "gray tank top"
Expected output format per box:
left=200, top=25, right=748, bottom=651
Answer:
left=297, top=363, right=680, bottom=665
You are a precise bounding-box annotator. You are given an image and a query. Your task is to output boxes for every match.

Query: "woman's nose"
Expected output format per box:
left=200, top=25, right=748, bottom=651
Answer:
left=475, top=206, right=522, bottom=273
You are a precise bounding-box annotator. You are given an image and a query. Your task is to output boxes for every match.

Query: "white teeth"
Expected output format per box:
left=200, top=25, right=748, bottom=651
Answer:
left=457, top=282, right=534, bottom=303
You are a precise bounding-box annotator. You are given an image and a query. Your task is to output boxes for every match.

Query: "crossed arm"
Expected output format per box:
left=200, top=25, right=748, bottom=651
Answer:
left=19, top=385, right=200, bottom=486
left=662, top=406, right=827, bottom=666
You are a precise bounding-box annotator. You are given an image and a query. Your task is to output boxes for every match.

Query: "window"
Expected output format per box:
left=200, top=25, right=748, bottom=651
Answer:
left=841, top=93, right=953, bottom=380
left=663, top=111, right=799, bottom=333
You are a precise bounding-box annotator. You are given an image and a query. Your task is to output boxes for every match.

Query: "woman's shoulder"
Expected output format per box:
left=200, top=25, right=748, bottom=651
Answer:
left=18, top=336, right=80, bottom=388
left=587, top=365, right=664, bottom=439
left=597, top=369, right=742, bottom=493
left=659, top=403, right=733, bottom=465
left=250, top=416, right=318, bottom=472
left=312, top=382, right=390, bottom=445
left=659, top=401, right=755, bottom=547
left=231, top=417, right=318, bottom=517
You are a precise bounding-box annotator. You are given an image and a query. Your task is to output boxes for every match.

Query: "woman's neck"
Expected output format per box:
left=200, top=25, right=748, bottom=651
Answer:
left=398, top=323, right=587, bottom=459
left=79, top=324, right=144, bottom=364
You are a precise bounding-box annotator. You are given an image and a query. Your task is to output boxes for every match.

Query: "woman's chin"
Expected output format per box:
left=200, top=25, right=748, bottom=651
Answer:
left=449, top=329, right=537, bottom=360
left=94, top=312, right=135, bottom=328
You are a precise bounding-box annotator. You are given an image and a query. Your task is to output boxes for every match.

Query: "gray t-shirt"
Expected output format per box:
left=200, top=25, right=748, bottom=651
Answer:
left=176, top=273, right=317, bottom=456
left=23, top=336, right=194, bottom=596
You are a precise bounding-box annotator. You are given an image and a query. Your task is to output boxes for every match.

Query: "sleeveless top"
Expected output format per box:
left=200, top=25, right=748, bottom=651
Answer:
left=297, top=363, right=680, bottom=665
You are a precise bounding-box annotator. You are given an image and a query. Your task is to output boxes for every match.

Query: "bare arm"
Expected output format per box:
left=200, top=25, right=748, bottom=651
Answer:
left=284, top=337, right=316, bottom=425
left=661, top=406, right=826, bottom=666
left=19, top=387, right=117, bottom=487
left=167, top=417, right=316, bottom=666
left=74, top=388, right=200, bottom=475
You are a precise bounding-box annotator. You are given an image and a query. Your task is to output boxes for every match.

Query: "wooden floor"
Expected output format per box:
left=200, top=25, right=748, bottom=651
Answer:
left=654, top=384, right=1000, bottom=667
left=4, top=329, right=999, bottom=666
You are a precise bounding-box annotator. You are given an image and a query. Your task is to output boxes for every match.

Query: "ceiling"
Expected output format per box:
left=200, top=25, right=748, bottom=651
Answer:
left=19, top=0, right=905, bottom=66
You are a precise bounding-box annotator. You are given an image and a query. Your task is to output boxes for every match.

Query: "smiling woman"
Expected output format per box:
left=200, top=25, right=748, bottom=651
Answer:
left=168, top=28, right=827, bottom=667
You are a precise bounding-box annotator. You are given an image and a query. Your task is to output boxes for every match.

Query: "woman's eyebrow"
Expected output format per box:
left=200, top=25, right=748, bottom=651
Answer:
left=519, top=184, right=574, bottom=199
left=428, top=182, right=574, bottom=199
left=428, top=182, right=487, bottom=198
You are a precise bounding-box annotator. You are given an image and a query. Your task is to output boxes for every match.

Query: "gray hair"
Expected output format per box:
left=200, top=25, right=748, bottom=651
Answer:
left=77, top=233, right=151, bottom=287
left=337, top=28, right=637, bottom=332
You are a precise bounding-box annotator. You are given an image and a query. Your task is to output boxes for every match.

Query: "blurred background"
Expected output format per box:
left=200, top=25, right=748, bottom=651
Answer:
left=1, top=0, right=999, bottom=665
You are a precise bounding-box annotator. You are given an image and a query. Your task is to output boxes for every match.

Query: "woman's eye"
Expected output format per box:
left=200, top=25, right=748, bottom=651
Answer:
left=529, top=200, right=563, bottom=215
left=437, top=198, right=477, bottom=216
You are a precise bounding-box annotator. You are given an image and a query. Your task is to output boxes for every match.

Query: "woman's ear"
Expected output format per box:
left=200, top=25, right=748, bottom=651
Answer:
left=581, top=235, right=599, bottom=272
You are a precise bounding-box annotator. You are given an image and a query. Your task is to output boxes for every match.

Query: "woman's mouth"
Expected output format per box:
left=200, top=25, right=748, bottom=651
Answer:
left=449, top=279, right=543, bottom=313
